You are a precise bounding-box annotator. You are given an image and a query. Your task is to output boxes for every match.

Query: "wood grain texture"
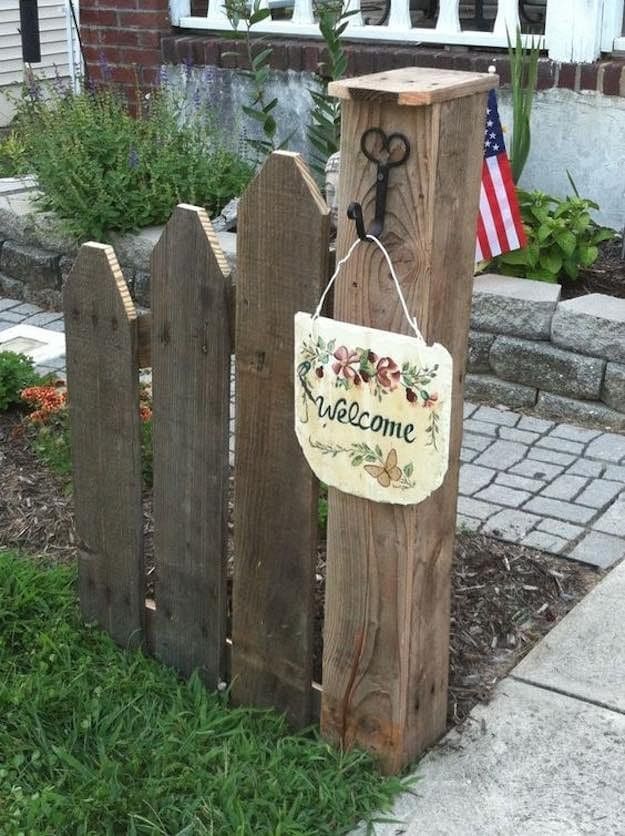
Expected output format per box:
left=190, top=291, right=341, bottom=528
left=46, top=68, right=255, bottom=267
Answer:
left=320, top=81, right=490, bottom=773
left=63, top=243, right=144, bottom=648
left=329, top=67, right=496, bottom=105
left=232, top=152, right=330, bottom=727
left=151, top=204, right=231, bottom=685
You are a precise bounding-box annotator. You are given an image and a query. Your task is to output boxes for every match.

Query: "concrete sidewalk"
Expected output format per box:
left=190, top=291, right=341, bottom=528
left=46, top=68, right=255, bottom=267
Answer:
left=361, top=559, right=625, bottom=836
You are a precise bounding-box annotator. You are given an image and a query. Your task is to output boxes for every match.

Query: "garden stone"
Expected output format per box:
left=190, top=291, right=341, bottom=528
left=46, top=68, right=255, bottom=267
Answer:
left=602, top=362, right=625, bottom=413
left=26, top=311, right=64, bottom=327
left=456, top=514, right=481, bottom=533
left=482, top=508, right=540, bottom=539
left=535, top=392, right=625, bottom=432
left=604, top=464, right=625, bottom=481
left=551, top=294, right=625, bottom=363
left=467, top=330, right=495, bottom=372
left=517, top=415, right=554, bottom=433
left=496, top=472, right=546, bottom=493
left=461, top=432, right=493, bottom=452
left=567, top=459, right=605, bottom=478
left=509, top=459, right=564, bottom=481
left=471, top=273, right=560, bottom=339
left=0, top=298, right=19, bottom=312
left=0, top=241, right=60, bottom=290
left=541, top=474, right=588, bottom=501
left=210, top=197, right=239, bottom=232
left=575, top=479, right=622, bottom=510
left=463, top=418, right=497, bottom=437
left=463, top=402, right=477, bottom=419
left=570, top=531, right=625, bottom=569
left=472, top=405, right=519, bottom=427
left=592, top=496, right=625, bottom=536
left=475, top=484, right=531, bottom=508
left=534, top=435, right=584, bottom=455
left=585, top=433, right=625, bottom=463
left=458, top=464, right=495, bottom=495
left=474, top=439, right=526, bottom=470
left=132, top=270, right=151, bottom=308
left=498, top=426, right=539, bottom=444
left=523, top=496, right=595, bottom=524
left=457, top=496, right=500, bottom=521
left=490, top=336, right=605, bottom=400
left=550, top=423, right=601, bottom=443
left=459, top=447, right=477, bottom=463
left=464, top=374, right=537, bottom=409
left=537, top=518, right=584, bottom=540
left=528, top=447, right=576, bottom=466
left=521, top=530, right=567, bottom=553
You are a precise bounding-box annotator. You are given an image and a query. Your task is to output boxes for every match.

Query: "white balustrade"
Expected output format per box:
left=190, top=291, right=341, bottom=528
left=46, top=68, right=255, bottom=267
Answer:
left=435, top=0, right=460, bottom=35
left=387, top=0, right=412, bottom=31
left=493, top=0, right=520, bottom=38
left=172, top=0, right=625, bottom=61
left=343, top=0, right=363, bottom=30
left=292, top=0, right=314, bottom=26
left=207, top=0, right=229, bottom=25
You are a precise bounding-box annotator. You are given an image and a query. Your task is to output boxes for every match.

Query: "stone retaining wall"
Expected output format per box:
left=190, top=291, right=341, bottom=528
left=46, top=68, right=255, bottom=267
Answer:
left=468, top=275, right=625, bottom=430
left=0, top=180, right=236, bottom=311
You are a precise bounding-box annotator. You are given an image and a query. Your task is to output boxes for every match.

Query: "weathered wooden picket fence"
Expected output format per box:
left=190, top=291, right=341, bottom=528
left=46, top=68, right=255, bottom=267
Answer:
left=65, top=151, right=329, bottom=721
left=64, top=68, right=491, bottom=774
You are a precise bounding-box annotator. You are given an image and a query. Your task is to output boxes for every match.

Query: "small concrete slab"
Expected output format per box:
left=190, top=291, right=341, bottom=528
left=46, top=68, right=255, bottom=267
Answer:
left=0, top=323, right=66, bottom=366
left=355, top=679, right=625, bottom=835
left=552, top=293, right=625, bottom=363
left=472, top=273, right=560, bottom=340
left=514, top=560, right=625, bottom=711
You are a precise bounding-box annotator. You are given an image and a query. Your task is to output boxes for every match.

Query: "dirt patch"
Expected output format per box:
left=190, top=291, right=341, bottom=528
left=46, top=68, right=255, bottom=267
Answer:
left=0, top=409, right=601, bottom=727
left=560, top=238, right=625, bottom=300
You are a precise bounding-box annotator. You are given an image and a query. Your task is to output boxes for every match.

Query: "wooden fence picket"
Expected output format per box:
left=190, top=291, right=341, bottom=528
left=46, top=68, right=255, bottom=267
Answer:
left=232, top=152, right=330, bottom=727
left=64, top=243, right=144, bottom=647
left=151, top=204, right=231, bottom=685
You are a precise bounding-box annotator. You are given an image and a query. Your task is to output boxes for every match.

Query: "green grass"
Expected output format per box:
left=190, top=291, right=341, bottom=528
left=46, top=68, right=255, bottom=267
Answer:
left=0, top=552, right=409, bottom=834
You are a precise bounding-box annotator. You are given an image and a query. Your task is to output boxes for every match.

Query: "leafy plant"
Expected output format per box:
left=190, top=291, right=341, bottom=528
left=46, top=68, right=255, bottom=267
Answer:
left=307, top=0, right=352, bottom=179
left=12, top=80, right=253, bottom=241
left=508, top=28, right=540, bottom=184
left=0, top=550, right=409, bottom=833
left=0, top=131, right=28, bottom=177
left=224, top=0, right=292, bottom=159
left=491, top=189, right=615, bottom=282
left=0, top=352, right=40, bottom=411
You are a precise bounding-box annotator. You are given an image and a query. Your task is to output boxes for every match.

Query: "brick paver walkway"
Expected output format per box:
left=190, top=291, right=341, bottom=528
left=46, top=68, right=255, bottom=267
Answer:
left=2, top=296, right=624, bottom=570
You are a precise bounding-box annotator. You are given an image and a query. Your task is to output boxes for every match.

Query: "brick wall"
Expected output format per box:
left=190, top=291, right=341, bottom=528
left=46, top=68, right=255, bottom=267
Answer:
left=80, top=0, right=171, bottom=98
left=161, top=35, right=625, bottom=96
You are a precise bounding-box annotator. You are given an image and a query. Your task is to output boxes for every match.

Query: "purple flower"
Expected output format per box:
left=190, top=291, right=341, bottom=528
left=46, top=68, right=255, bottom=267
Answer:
left=159, top=65, right=169, bottom=87
left=192, top=86, right=201, bottom=111
left=182, top=56, right=193, bottom=81
left=98, top=50, right=112, bottom=82
left=128, top=148, right=140, bottom=170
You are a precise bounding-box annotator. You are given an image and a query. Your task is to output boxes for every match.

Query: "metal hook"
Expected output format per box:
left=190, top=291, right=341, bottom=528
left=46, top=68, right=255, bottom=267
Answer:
left=347, top=127, right=410, bottom=242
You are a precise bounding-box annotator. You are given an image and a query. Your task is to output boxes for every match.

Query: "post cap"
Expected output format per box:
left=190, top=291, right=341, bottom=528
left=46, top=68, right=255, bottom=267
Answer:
left=328, top=67, right=497, bottom=106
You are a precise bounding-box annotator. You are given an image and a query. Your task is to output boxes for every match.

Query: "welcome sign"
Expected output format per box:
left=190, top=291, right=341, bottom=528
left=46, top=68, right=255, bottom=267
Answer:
left=294, top=312, right=453, bottom=505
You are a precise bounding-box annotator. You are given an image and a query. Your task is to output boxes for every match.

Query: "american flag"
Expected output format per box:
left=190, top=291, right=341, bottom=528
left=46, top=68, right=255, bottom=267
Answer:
left=476, top=90, right=526, bottom=263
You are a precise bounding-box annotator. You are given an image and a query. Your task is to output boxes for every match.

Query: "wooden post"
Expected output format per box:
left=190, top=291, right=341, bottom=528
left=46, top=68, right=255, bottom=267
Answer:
left=151, top=204, right=231, bottom=685
left=232, top=152, right=330, bottom=727
left=64, top=243, right=144, bottom=648
left=321, top=68, right=495, bottom=773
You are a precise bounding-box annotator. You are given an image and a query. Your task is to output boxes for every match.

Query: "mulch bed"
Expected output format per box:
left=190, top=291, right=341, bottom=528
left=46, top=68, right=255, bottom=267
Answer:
left=0, top=409, right=601, bottom=727
left=560, top=238, right=625, bottom=300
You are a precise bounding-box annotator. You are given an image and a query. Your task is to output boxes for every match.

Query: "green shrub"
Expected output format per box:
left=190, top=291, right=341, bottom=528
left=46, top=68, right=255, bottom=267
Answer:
left=0, top=131, right=28, bottom=177
left=0, top=352, right=40, bottom=411
left=490, top=190, right=615, bottom=282
left=14, top=82, right=253, bottom=241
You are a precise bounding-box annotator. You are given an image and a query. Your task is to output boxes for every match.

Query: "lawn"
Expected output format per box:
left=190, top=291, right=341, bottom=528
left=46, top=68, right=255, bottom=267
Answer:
left=0, top=551, right=408, bottom=835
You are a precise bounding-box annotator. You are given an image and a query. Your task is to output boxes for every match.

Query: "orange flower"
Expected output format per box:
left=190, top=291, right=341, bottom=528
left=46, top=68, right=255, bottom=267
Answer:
left=21, top=386, right=67, bottom=423
left=139, top=404, right=152, bottom=422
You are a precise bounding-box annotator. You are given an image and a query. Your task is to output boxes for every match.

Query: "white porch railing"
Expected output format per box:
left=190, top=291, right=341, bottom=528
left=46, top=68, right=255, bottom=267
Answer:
left=170, top=0, right=625, bottom=63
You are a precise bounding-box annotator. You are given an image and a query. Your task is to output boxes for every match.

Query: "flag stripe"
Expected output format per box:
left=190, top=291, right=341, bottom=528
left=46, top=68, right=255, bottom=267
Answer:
left=476, top=90, right=526, bottom=263
left=482, top=159, right=511, bottom=255
left=479, top=178, right=500, bottom=259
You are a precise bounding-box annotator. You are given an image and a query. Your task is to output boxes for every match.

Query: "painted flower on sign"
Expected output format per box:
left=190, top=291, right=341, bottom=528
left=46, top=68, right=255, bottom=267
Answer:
left=332, top=346, right=360, bottom=382
left=375, top=357, right=401, bottom=391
